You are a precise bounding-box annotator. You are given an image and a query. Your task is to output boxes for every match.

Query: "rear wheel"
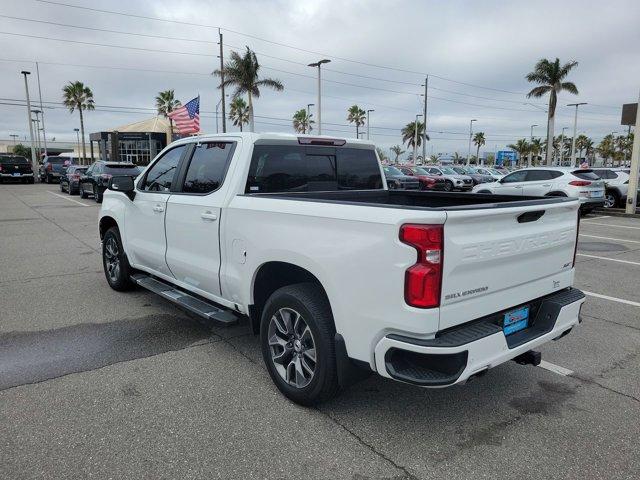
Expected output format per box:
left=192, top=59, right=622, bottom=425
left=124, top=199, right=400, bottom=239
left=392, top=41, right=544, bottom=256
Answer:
left=604, top=191, right=619, bottom=208
left=79, top=184, right=88, bottom=199
left=95, top=188, right=103, bottom=203
left=102, top=227, right=136, bottom=291
left=444, top=180, right=453, bottom=192
left=260, top=283, right=340, bottom=406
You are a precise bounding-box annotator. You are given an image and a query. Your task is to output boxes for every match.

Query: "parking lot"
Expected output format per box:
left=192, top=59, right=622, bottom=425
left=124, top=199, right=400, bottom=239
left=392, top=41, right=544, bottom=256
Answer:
left=1, top=182, right=639, bottom=479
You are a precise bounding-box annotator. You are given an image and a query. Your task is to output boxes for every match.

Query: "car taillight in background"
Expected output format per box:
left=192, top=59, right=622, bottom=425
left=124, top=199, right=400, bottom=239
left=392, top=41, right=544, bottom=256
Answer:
left=399, top=224, right=443, bottom=308
left=101, top=174, right=113, bottom=181
left=569, top=180, right=591, bottom=186
left=47, top=163, right=52, bottom=171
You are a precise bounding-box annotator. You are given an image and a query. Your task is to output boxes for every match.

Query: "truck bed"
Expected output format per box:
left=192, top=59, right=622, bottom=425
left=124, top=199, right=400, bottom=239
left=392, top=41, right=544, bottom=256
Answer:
left=246, top=189, right=574, bottom=211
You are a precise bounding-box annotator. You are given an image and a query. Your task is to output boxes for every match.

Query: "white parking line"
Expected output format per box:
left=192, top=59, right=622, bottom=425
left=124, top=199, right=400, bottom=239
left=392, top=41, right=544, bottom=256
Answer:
left=581, top=221, right=640, bottom=230
left=577, top=253, right=640, bottom=266
left=47, top=191, right=93, bottom=207
left=538, top=360, right=574, bottom=376
left=583, top=290, right=640, bottom=308
left=579, top=234, right=640, bottom=244
left=586, top=215, right=611, bottom=220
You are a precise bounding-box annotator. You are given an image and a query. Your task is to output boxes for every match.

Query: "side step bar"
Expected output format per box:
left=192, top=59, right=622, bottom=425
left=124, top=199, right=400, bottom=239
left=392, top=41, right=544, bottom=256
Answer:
left=131, top=273, right=238, bottom=326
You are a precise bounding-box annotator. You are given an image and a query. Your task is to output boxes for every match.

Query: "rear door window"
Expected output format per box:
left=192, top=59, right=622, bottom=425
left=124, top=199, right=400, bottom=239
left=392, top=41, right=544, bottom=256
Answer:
left=181, top=142, right=235, bottom=194
left=104, top=165, right=141, bottom=176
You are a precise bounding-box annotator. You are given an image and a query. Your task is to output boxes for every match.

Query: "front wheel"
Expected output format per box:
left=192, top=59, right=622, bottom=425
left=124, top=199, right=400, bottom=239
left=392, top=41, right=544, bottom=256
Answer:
left=444, top=180, right=453, bottom=192
left=95, top=188, right=103, bottom=203
left=604, top=191, right=619, bottom=208
left=102, top=227, right=136, bottom=291
left=260, top=283, right=340, bottom=406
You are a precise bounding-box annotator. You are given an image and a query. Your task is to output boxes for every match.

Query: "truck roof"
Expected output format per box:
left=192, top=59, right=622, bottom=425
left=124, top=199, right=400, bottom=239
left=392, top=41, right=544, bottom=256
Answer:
left=169, top=132, right=375, bottom=148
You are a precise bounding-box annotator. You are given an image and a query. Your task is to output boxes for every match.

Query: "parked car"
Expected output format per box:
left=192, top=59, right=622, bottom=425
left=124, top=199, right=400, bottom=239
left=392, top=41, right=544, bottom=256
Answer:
left=59, top=165, right=88, bottom=195
left=99, top=133, right=584, bottom=405
left=382, top=166, right=420, bottom=190
left=0, top=155, right=34, bottom=183
left=398, top=166, right=446, bottom=190
left=451, top=166, right=494, bottom=186
left=39, top=155, right=73, bottom=183
left=591, top=168, right=630, bottom=208
left=422, top=166, right=474, bottom=191
left=79, top=161, right=141, bottom=203
left=472, top=167, right=605, bottom=213
left=474, top=167, right=504, bottom=181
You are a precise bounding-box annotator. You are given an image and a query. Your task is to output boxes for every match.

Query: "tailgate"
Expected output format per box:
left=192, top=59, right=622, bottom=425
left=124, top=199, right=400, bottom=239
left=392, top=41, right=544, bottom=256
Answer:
left=439, top=200, right=579, bottom=329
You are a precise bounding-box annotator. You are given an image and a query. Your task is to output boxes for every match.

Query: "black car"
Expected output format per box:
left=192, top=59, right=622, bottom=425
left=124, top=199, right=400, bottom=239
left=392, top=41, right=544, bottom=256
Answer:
left=0, top=155, right=34, bottom=183
left=382, top=166, right=420, bottom=190
left=60, top=165, right=89, bottom=195
left=79, top=161, right=141, bottom=203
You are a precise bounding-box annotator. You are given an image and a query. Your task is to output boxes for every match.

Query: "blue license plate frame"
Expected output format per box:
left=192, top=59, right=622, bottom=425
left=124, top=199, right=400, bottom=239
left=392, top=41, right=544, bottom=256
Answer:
left=503, top=306, right=530, bottom=335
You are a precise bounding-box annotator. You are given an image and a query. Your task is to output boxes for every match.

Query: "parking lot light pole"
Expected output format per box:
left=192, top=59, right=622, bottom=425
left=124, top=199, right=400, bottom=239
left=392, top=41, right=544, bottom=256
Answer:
left=625, top=89, right=640, bottom=214
left=529, top=124, right=538, bottom=166
left=413, top=114, right=423, bottom=163
left=36, top=62, right=48, bottom=155
left=21, top=71, right=37, bottom=174
left=308, top=59, right=331, bottom=135
left=74, top=128, right=80, bottom=160
left=467, top=119, right=476, bottom=165
left=366, top=109, right=374, bottom=140
left=567, top=102, right=587, bottom=166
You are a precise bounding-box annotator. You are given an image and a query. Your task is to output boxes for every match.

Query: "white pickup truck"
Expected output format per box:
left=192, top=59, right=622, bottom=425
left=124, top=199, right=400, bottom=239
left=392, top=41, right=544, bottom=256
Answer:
left=99, top=133, right=585, bottom=405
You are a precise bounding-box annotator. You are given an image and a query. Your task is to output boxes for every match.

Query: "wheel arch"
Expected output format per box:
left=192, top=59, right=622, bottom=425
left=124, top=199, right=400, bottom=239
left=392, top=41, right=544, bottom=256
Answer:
left=99, top=215, right=119, bottom=240
left=249, top=261, right=331, bottom=335
left=545, top=191, right=568, bottom=197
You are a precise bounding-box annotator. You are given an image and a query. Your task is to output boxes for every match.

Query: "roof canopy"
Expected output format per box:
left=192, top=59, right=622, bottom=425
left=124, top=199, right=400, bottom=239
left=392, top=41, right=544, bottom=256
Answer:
left=113, top=116, right=170, bottom=133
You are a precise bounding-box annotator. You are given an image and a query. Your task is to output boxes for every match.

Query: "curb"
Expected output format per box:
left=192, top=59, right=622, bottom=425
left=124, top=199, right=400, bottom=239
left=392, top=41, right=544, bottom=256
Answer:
left=593, top=208, right=640, bottom=219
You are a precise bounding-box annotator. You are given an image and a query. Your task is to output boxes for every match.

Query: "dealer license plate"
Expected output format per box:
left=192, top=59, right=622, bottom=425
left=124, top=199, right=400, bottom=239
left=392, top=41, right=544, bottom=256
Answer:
left=503, top=306, right=530, bottom=335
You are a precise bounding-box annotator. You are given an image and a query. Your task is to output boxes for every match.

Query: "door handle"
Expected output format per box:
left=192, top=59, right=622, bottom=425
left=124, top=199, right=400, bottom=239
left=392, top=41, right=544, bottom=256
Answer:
left=514, top=185, right=523, bottom=188
left=201, top=211, right=218, bottom=221
left=542, top=184, right=551, bottom=187
left=153, top=205, right=164, bottom=213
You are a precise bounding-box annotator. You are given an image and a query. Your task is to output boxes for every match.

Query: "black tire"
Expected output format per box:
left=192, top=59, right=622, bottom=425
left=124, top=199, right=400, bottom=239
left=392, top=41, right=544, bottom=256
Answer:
left=59, top=181, right=65, bottom=192
left=28, top=177, right=34, bottom=184
left=444, top=180, right=453, bottom=192
left=79, top=184, right=88, bottom=199
left=102, top=226, right=136, bottom=291
left=95, top=188, right=103, bottom=203
left=260, top=283, right=340, bottom=406
left=604, top=191, right=619, bottom=209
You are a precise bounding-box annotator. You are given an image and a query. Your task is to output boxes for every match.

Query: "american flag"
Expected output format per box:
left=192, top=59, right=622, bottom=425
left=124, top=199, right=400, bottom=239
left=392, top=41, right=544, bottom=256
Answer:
left=168, top=96, right=200, bottom=134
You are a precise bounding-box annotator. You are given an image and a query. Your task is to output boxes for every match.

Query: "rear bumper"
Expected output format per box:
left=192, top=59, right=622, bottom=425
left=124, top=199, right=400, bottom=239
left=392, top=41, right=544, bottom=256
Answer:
left=374, top=288, right=585, bottom=387
left=1, top=173, right=33, bottom=177
left=579, top=197, right=605, bottom=209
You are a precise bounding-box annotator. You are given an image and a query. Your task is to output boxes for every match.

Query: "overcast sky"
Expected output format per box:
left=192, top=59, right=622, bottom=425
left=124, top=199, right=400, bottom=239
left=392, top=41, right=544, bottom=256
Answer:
left=1, top=0, right=639, bottom=158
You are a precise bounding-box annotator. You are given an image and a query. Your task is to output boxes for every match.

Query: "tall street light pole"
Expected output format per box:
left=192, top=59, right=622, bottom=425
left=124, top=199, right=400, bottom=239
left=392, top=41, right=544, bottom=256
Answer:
left=625, top=89, right=639, bottom=214
left=559, top=127, right=568, bottom=165
left=467, top=119, right=477, bottom=165
left=10, top=134, right=19, bottom=146
left=422, top=76, right=429, bottom=165
left=21, top=71, right=37, bottom=173
left=32, top=110, right=42, bottom=156
left=308, top=59, right=331, bottom=135
left=529, top=124, right=538, bottom=166
left=413, top=114, right=423, bottom=163
left=366, top=109, right=374, bottom=140
left=35, top=62, right=48, bottom=155
left=567, top=102, right=587, bottom=166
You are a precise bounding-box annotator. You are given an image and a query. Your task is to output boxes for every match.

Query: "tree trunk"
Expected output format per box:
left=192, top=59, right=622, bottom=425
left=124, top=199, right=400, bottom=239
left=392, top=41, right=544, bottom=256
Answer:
left=356, top=125, right=359, bottom=138
left=476, top=145, right=481, bottom=164
left=169, top=117, right=174, bottom=138
left=248, top=92, right=254, bottom=133
left=79, top=106, right=87, bottom=163
left=545, top=93, right=556, bottom=166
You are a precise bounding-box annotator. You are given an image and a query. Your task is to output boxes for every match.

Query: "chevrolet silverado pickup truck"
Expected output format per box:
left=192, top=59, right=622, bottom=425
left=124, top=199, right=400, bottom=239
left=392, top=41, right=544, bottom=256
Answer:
left=99, top=133, right=585, bottom=405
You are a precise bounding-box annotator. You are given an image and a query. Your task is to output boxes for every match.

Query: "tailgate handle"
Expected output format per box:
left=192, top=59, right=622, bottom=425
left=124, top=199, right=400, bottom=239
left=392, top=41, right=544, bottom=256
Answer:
left=518, top=210, right=545, bottom=223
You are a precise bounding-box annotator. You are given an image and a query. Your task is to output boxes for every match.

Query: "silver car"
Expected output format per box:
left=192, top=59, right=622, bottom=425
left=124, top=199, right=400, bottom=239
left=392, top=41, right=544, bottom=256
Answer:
left=423, top=166, right=474, bottom=191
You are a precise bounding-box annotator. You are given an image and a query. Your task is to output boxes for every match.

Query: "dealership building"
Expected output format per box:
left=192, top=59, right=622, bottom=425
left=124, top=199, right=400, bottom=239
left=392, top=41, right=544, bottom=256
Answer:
left=89, top=116, right=173, bottom=166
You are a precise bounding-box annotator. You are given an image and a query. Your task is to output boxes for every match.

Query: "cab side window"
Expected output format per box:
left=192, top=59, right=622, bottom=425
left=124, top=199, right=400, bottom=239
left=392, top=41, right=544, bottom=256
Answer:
left=501, top=171, right=528, bottom=183
left=525, top=170, right=552, bottom=181
left=182, top=142, right=235, bottom=194
left=141, top=146, right=186, bottom=192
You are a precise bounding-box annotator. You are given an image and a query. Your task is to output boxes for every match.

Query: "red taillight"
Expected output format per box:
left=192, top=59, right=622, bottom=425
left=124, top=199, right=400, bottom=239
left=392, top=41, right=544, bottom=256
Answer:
left=71, top=174, right=80, bottom=180
left=573, top=211, right=580, bottom=267
left=101, top=173, right=112, bottom=180
left=400, top=224, right=443, bottom=308
left=47, top=163, right=52, bottom=171
left=569, top=180, right=591, bottom=186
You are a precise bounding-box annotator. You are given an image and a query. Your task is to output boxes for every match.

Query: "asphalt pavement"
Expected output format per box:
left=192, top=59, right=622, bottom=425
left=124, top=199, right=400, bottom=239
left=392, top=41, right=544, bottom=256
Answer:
left=1, top=183, right=639, bottom=480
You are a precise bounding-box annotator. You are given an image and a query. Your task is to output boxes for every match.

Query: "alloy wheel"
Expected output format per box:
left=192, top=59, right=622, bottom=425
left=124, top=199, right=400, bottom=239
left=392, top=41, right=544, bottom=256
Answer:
left=104, top=236, right=121, bottom=283
left=604, top=193, right=616, bottom=208
left=267, top=307, right=317, bottom=389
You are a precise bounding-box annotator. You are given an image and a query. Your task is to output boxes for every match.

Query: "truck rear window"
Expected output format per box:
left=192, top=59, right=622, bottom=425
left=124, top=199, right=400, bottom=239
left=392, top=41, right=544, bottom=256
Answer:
left=246, top=145, right=383, bottom=193
left=0, top=156, right=28, bottom=164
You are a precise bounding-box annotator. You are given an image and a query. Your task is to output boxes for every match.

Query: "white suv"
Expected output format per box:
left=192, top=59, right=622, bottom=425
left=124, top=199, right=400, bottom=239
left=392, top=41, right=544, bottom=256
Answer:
left=591, top=168, right=631, bottom=208
left=472, top=167, right=605, bottom=213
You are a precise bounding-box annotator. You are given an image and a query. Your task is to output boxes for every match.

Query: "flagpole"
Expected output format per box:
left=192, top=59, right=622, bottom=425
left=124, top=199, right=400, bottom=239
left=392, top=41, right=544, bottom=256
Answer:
left=218, top=28, right=226, bottom=133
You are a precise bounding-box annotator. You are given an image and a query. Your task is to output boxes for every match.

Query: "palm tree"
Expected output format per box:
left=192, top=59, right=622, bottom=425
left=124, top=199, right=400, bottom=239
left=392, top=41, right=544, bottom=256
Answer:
left=575, top=134, right=590, bottom=162
left=390, top=145, right=404, bottom=164
left=347, top=105, right=366, bottom=137
left=401, top=121, right=429, bottom=149
left=507, top=139, right=530, bottom=166
left=229, top=97, right=250, bottom=131
left=376, top=147, right=389, bottom=162
left=292, top=108, right=314, bottom=134
left=155, top=89, right=181, bottom=136
left=62, top=81, right=94, bottom=162
left=530, top=138, right=543, bottom=165
left=597, top=135, right=616, bottom=166
left=213, top=47, right=284, bottom=132
left=429, top=154, right=439, bottom=163
left=473, top=132, right=486, bottom=164
left=526, top=58, right=579, bottom=165
left=452, top=152, right=462, bottom=164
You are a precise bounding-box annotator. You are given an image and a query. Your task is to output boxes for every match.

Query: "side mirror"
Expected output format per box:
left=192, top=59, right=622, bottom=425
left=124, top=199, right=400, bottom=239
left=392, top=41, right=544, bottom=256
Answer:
left=109, top=175, right=136, bottom=200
